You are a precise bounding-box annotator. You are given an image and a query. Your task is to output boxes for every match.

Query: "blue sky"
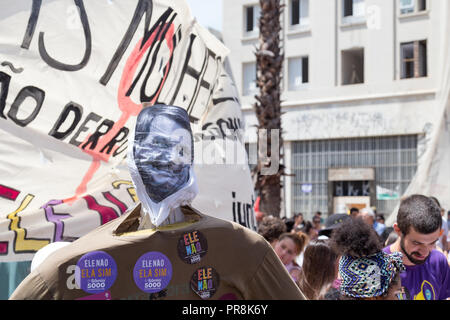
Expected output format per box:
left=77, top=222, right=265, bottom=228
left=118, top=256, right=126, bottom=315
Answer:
left=185, top=0, right=222, bottom=31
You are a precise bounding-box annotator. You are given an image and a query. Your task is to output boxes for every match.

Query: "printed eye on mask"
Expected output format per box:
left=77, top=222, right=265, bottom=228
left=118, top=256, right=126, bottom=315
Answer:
left=128, top=105, right=198, bottom=227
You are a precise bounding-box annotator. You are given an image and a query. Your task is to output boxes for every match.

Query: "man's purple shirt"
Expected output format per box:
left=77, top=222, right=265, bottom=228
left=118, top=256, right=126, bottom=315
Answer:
left=383, top=245, right=450, bottom=300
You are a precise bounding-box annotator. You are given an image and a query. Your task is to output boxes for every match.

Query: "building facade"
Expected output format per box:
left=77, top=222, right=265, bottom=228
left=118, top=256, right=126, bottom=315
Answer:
left=222, top=0, right=448, bottom=219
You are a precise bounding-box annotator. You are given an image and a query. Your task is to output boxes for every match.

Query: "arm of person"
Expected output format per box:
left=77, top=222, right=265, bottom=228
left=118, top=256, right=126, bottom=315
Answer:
left=9, top=270, right=54, bottom=300
left=290, top=268, right=302, bottom=284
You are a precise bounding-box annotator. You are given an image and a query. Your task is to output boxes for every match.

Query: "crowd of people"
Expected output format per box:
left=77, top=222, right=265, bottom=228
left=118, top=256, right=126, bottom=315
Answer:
left=7, top=103, right=449, bottom=302
left=256, top=194, right=450, bottom=300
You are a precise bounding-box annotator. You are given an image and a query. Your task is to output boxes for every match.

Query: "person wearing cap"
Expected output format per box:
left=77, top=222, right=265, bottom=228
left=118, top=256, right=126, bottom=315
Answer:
left=318, top=213, right=351, bottom=239
left=10, top=105, right=306, bottom=300
left=331, top=217, right=406, bottom=300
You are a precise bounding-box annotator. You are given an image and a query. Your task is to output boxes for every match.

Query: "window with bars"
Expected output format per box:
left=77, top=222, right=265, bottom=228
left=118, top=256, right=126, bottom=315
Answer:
left=400, top=40, right=427, bottom=79
left=290, top=135, right=417, bottom=220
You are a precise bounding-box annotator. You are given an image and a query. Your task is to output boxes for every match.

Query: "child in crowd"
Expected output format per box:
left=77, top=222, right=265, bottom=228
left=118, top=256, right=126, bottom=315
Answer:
left=274, top=232, right=308, bottom=282
left=331, top=218, right=406, bottom=300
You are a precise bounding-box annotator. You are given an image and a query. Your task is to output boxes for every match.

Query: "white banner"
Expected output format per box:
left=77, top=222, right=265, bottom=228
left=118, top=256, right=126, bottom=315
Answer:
left=0, top=0, right=255, bottom=262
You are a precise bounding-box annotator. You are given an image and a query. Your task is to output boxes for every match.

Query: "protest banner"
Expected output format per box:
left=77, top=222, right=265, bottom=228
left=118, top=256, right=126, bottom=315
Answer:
left=0, top=0, right=256, bottom=264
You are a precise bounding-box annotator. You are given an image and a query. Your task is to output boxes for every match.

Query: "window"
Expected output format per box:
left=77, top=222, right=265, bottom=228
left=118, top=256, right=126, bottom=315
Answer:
left=418, top=0, right=427, bottom=11
left=400, top=0, right=427, bottom=15
left=341, top=48, right=364, bottom=85
left=343, top=0, right=353, bottom=16
left=288, top=56, right=309, bottom=90
left=401, top=40, right=427, bottom=79
left=244, top=5, right=260, bottom=34
left=290, top=0, right=309, bottom=27
left=243, top=62, right=257, bottom=96
left=343, top=0, right=365, bottom=18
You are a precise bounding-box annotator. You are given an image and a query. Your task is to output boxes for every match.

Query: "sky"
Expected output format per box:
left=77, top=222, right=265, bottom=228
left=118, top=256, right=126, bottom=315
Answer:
left=185, top=0, right=222, bottom=32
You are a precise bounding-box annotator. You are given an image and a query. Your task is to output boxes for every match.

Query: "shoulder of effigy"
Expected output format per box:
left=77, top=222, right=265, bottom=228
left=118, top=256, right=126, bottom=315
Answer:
left=179, top=206, right=268, bottom=250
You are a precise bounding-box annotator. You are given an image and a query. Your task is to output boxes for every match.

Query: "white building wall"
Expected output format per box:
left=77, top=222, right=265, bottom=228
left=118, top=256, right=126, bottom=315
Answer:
left=222, top=0, right=447, bottom=217
left=226, top=0, right=445, bottom=137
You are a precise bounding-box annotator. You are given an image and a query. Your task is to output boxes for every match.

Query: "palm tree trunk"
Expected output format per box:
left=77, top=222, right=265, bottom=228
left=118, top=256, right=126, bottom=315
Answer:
left=253, top=0, right=284, bottom=217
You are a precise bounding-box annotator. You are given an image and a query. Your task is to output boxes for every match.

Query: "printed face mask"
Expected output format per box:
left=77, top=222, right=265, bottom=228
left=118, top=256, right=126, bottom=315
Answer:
left=133, top=108, right=192, bottom=203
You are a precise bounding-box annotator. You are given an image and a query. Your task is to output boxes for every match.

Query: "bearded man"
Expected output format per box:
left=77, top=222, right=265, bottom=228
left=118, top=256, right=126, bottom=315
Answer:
left=384, top=194, right=450, bottom=300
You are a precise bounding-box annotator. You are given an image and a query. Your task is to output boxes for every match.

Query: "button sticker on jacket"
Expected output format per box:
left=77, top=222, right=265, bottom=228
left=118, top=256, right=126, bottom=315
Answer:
left=177, top=230, right=208, bottom=264
left=133, top=251, right=173, bottom=293
left=75, top=251, right=118, bottom=295
left=191, top=266, right=220, bottom=299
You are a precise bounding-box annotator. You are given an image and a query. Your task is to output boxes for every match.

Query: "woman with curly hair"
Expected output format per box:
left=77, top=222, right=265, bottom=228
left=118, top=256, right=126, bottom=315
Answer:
left=330, top=217, right=406, bottom=300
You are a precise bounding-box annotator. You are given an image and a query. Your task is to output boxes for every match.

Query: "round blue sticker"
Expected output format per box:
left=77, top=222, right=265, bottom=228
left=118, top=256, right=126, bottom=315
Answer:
left=133, top=251, right=173, bottom=293
left=75, top=251, right=117, bottom=294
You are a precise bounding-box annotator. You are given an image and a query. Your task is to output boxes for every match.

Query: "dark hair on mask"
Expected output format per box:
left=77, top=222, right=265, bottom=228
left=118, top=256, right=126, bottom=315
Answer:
left=330, top=217, right=382, bottom=258
left=397, top=194, right=442, bottom=235
left=134, top=104, right=193, bottom=162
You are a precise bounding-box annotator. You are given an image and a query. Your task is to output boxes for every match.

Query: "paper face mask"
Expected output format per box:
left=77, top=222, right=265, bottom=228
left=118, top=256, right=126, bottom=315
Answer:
left=132, top=105, right=193, bottom=203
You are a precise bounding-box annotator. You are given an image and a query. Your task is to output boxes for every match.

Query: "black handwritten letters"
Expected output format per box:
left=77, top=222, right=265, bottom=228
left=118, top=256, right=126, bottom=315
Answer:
left=232, top=192, right=256, bottom=231
left=1, top=0, right=225, bottom=160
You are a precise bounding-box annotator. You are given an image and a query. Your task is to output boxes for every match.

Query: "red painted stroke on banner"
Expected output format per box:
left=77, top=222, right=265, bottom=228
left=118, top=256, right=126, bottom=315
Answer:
left=0, top=241, right=8, bottom=255
left=65, top=23, right=175, bottom=204
left=83, top=195, right=119, bottom=225
left=0, top=184, right=20, bottom=201
left=103, top=191, right=128, bottom=214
